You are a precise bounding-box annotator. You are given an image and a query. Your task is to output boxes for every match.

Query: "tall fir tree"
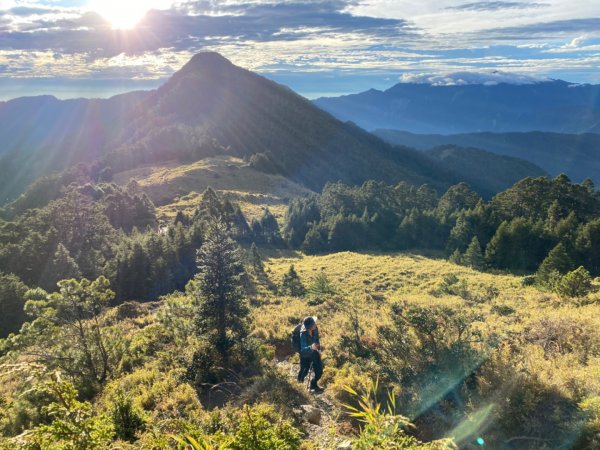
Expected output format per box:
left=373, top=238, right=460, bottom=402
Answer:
left=192, top=219, right=249, bottom=362
left=280, top=264, right=305, bottom=297
left=536, top=242, right=575, bottom=285
left=42, top=243, right=82, bottom=289
left=462, top=236, right=485, bottom=270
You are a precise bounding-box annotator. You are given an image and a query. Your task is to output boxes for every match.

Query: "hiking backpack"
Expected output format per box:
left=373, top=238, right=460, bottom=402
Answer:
left=291, top=323, right=302, bottom=353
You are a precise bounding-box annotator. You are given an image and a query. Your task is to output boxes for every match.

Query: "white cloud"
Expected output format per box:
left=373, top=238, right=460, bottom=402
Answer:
left=399, top=70, right=549, bottom=85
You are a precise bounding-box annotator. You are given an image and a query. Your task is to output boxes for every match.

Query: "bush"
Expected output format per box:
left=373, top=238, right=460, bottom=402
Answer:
left=343, top=379, right=456, bottom=449
left=172, top=403, right=302, bottom=450
left=574, top=397, right=600, bottom=450
left=21, top=376, right=114, bottom=450
left=111, top=393, right=145, bottom=442
left=555, top=266, right=593, bottom=298
left=238, top=367, right=308, bottom=417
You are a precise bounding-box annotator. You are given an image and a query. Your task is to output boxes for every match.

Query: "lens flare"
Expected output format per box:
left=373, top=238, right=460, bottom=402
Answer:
left=88, top=0, right=173, bottom=29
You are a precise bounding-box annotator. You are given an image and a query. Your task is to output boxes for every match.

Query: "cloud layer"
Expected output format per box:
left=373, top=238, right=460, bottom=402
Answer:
left=400, top=70, right=549, bottom=86
left=1, top=0, right=599, bottom=99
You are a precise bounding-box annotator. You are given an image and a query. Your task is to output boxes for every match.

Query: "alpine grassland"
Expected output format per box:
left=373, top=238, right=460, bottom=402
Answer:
left=3, top=243, right=598, bottom=448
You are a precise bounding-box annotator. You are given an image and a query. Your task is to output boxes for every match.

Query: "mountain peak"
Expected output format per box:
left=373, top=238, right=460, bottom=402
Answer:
left=177, top=52, right=235, bottom=76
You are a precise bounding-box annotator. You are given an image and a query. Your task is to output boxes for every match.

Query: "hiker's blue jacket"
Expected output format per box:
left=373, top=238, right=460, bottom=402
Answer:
left=299, top=326, right=320, bottom=358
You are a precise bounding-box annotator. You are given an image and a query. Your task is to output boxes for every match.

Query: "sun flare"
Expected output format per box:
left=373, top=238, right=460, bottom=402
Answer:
left=89, top=0, right=173, bottom=29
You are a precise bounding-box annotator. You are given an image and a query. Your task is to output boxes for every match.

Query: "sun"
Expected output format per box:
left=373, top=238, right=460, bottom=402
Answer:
left=89, top=0, right=173, bottom=29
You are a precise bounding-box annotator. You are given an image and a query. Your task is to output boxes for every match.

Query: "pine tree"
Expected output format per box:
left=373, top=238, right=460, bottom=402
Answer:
left=308, top=271, right=336, bottom=303
left=196, top=187, right=222, bottom=221
left=174, top=210, right=188, bottom=226
left=449, top=249, right=463, bottom=265
left=437, top=182, right=481, bottom=216
left=259, top=208, right=283, bottom=245
left=447, top=213, right=473, bottom=253
left=462, top=236, right=485, bottom=270
left=301, top=225, right=327, bottom=254
left=280, top=265, right=305, bottom=297
left=0, top=273, right=28, bottom=338
left=23, top=277, right=115, bottom=384
left=192, top=220, right=248, bottom=361
left=42, top=243, right=82, bottom=289
left=536, top=242, right=575, bottom=285
left=545, top=200, right=563, bottom=232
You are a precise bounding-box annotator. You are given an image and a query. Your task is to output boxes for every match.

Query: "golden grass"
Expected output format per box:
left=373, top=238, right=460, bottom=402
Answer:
left=114, top=156, right=309, bottom=202
left=113, top=156, right=310, bottom=225
left=254, top=251, right=600, bottom=361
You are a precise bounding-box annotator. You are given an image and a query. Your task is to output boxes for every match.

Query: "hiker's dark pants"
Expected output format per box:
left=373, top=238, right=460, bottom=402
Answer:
left=298, top=351, right=323, bottom=387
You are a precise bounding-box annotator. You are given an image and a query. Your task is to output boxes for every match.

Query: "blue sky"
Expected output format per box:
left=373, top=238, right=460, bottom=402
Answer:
left=1, top=0, right=600, bottom=100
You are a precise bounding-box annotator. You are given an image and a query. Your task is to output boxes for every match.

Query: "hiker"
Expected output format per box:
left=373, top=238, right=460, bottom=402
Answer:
left=296, top=316, right=324, bottom=392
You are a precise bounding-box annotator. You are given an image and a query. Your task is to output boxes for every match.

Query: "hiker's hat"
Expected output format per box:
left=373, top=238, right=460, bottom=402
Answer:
left=303, top=316, right=316, bottom=328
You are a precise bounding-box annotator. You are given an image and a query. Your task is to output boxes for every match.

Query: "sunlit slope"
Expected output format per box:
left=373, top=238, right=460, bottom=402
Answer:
left=113, top=155, right=311, bottom=224
left=253, top=250, right=561, bottom=343
left=252, top=250, right=600, bottom=445
left=0, top=52, right=469, bottom=205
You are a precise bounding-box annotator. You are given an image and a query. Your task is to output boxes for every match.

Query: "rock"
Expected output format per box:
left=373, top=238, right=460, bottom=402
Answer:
left=300, top=404, right=322, bottom=425
left=337, top=440, right=353, bottom=450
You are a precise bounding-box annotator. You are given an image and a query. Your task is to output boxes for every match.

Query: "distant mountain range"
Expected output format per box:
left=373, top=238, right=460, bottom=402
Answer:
left=0, top=53, right=548, bottom=205
left=314, top=81, right=600, bottom=134
left=374, top=129, right=600, bottom=185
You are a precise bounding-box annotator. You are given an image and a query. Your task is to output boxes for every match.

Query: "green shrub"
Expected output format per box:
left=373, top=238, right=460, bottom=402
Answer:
left=172, top=404, right=301, bottom=450
left=21, top=375, right=114, bottom=450
left=343, top=380, right=456, bottom=449
left=111, top=393, right=145, bottom=442
left=555, top=266, right=593, bottom=298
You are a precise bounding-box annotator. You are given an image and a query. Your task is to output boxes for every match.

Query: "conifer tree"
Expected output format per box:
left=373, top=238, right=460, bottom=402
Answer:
left=174, top=210, right=188, bottom=226
left=536, top=242, right=575, bottom=285
left=192, top=220, right=248, bottom=361
left=555, top=266, right=592, bottom=298
left=280, top=265, right=305, bottom=297
left=196, top=187, right=222, bottom=220
left=43, top=243, right=82, bottom=288
left=0, top=273, right=28, bottom=338
left=449, top=249, right=463, bottom=265
left=23, top=277, right=115, bottom=384
left=462, top=236, right=485, bottom=270
left=259, top=208, right=283, bottom=245
left=545, top=200, right=563, bottom=232
left=308, top=271, right=335, bottom=297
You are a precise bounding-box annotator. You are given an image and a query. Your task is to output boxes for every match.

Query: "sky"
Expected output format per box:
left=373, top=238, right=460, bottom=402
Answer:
left=1, top=0, right=600, bottom=100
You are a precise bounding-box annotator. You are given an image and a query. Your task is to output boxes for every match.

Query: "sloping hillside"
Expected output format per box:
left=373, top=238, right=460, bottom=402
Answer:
left=375, top=129, right=600, bottom=184
left=1, top=53, right=471, bottom=204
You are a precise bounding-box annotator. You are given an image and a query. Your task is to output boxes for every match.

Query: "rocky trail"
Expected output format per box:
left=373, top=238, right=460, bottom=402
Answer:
left=276, top=359, right=352, bottom=449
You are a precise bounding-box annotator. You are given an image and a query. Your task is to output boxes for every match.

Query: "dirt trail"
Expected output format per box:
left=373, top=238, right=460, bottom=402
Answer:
left=276, top=359, right=351, bottom=449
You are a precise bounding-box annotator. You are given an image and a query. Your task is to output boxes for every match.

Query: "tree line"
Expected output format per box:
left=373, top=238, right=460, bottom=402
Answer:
left=283, top=175, right=600, bottom=284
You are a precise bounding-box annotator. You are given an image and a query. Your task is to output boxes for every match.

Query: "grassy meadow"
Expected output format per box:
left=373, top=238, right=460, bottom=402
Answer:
left=2, top=247, right=599, bottom=449
left=113, top=156, right=311, bottom=226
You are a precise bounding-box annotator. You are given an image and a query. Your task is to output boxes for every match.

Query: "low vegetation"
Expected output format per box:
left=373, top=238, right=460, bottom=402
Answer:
left=1, top=171, right=599, bottom=448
